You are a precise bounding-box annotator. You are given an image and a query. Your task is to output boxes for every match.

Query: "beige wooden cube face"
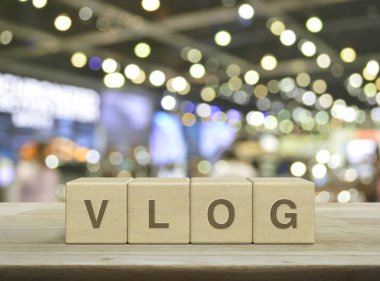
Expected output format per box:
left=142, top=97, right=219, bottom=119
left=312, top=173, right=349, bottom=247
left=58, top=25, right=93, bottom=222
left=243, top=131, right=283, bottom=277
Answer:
left=65, top=178, right=132, bottom=244
left=128, top=178, right=190, bottom=244
left=190, top=178, right=252, bottom=244
left=249, top=178, right=315, bottom=244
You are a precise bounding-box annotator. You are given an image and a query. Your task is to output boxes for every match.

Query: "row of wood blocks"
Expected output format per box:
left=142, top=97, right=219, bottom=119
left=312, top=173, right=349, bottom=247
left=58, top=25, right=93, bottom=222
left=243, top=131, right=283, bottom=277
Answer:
left=65, top=177, right=315, bottom=244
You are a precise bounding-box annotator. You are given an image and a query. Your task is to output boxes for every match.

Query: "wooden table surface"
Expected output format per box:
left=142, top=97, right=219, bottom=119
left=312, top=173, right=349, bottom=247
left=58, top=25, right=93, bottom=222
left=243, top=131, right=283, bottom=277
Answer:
left=0, top=203, right=379, bottom=280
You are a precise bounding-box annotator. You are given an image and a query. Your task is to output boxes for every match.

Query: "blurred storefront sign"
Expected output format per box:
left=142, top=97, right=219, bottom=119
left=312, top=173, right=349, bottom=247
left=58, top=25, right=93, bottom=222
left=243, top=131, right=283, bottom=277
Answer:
left=0, top=72, right=100, bottom=129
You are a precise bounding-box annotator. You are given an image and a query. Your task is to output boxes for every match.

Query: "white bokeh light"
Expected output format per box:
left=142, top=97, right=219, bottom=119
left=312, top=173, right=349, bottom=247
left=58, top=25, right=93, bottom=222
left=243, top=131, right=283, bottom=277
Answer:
left=306, top=16, right=323, bottom=33
left=141, top=0, right=160, bottom=11
left=54, top=14, right=72, bottom=31
left=214, top=30, right=232, bottom=46
left=103, top=73, right=125, bottom=88
left=290, top=161, right=307, bottom=177
left=124, top=64, right=141, bottom=80
left=149, top=70, right=166, bottom=86
left=238, top=4, right=255, bottom=20
left=161, top=95, right=176, bottom=111
left=45, top=155, right=59, bottom=169
left=280, top=30, right=297, bottom=46
left=260, top=54, right=277, bottom=71
left=300, top=41, right=317, bottom=57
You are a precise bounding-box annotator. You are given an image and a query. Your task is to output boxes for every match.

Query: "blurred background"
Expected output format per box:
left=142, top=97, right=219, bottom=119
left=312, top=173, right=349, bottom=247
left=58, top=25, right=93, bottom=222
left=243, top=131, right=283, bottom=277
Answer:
left=0, top=0, right=379, bottom=203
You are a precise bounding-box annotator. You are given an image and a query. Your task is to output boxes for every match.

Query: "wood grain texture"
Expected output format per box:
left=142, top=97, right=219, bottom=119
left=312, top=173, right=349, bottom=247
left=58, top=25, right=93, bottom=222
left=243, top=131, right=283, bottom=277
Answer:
left=0, top=203, right=380, bottom=281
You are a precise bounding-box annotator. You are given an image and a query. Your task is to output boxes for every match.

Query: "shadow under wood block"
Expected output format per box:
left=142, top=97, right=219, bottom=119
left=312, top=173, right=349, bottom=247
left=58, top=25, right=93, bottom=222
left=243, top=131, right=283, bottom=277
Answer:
left=128, top=177, right=190, bottom=244
left=65, top=177, right=132, bottom=244
left=190, top=177, right=252, bottom=244
left=248, top=177, right=315, bottom=244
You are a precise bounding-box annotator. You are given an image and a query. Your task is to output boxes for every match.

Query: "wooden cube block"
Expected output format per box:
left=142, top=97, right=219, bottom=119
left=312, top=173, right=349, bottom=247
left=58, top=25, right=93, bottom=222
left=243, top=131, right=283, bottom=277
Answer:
left=190, top=177, right=252, bottom=244
left=128, top=177, right=189, bottom=244
left=65, top=177, right=132, bottom=244
left=248, top=177, right=315, bottom=244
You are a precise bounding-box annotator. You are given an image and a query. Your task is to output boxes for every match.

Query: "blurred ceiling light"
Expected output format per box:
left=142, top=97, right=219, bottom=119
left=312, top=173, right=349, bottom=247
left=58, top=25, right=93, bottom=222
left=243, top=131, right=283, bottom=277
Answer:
left=366, top=60, right=380, bottom=76
left=233, top=90, right=250, bottom=105
left=296, top=72, right=311, bottom=87
left=161, top=95, right=176, bottom=111
left=267, top=80, right=280, bottom=93
left=372, top=108, right=380, bottom=122
left=343, top=107, right=357, bottom=122
left=279, top=119, right=294, bottom=134
left=103, top=72, right=125, bottom=88
left=259, top=134, right=279, bottom=152
left=172, top=76, right=187, bottom=92
left=189, top=63, right=206, bottom=78
left=254, top=84, right=268, bottom=98
left=263, top=115, right=278, bottom=130
left=300, top=40, right=317, bottom=57
left=89, top=56, right=102, bottom=71
left=279, top=77, right=295, bottom=92
left=149, top=70, right=166, bottom=86
left=316, top=149, right=330, bottom=164
left=315, top=111, right=329, bottom=125
left=280, top=29, right=296, bottom=46
left=71, top=52, right=87, bottom=68
left=312, top=163, right=327, bottom=179
left=238, top=3, right=255, bottom=20
left=340, top=47, right=356, bottom=63
left=348, top=73, right=363, bottom=88
left=228, top=77, right=243, bottom=91
left=260, top=54, right=277, bottom=71
left=108, top=151, right=123, bottom=166
left=337, top=190, right=351, bottom=203
left=214, top=30, right=232, bottom=46
left=226, top=64, right=241, bottom=77
left=178, top=82, right=191, bottom=95
left=306, top=16, right=323, bottom=33
left=131, top=69, right=146, bottom=84
left=182, top=113, right=196, bottom=127
left=18, top=0, right=28, bottom=2
left=316, top=53, right=331, bottom=69
left=79, top=7, right=93, bottom=21
left=134, top=42, right=151, bottom=58
left=302, top=91, right=317, bottom=106
left=256, top=97, right=270, bottom=110
left=0, top=30, right=13, bottom=45
left=141, top=0, right=160, bottom=12
left=200, top=87, right=216, bottom=102
left=54, top=14, right=72, bottom=31
left=312, top=79, right=327, bottom=94
left=32, top=0, right=47, bottom=9
left=268, top=19, right=285, bottom=36
left=196, top=103, right=212, bottom=118
left=244, top=70, right=260, bottom=85
left=124, top=64, right=141, bottom=80
left=102, top=58, right=118, bottom=73
left=45, top=155, right=59, bottom=169
left=186, top=48, right=202, bottom=63
left=198, top=160, right=212, bottom=174
left=246, top=111, right=265, bottom=126
left=318, top=93, right=333, bottom=108
left=362, top=67, right=377, bottom=81
left=290, top=161, right=307, bottom=177
left=317, top=191, right=331, bottom=203
left=364, top=83, right=377, bottom=97
left=86, top=150, right=100, bottom=164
